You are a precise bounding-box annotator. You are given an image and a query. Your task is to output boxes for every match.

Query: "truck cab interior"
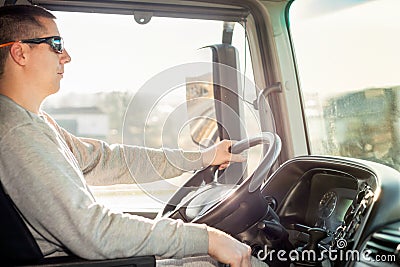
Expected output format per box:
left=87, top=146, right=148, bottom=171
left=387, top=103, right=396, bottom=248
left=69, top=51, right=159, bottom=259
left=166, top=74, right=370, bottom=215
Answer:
left=1, top=0, right=399, bottom=266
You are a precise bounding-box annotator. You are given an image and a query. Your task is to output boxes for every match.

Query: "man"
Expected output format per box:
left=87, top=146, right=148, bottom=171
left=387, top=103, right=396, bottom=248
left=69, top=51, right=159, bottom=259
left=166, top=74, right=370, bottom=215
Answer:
left=0, top=4, right=267, bottom=267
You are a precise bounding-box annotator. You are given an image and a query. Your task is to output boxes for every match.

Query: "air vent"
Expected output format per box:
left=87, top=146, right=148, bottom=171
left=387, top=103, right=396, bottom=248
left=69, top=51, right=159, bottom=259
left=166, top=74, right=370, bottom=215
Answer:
left=364, top=228, right=400, bottom=263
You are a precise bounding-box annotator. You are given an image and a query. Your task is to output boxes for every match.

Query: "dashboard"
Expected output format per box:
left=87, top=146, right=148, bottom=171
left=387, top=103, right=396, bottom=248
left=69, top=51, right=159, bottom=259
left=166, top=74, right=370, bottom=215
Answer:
left=282, top=170, right=359, bottom=234
left=257, top=156, right=400, bottom=266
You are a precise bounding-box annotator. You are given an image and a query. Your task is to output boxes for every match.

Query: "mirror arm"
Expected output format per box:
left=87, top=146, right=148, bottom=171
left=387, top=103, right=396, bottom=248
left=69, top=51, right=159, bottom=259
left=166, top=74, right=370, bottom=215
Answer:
left=253, top=82, right=282, bottom=110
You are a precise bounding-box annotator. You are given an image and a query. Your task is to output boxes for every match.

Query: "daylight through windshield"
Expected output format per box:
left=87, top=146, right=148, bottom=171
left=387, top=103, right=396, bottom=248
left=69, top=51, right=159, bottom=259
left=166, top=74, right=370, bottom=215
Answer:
left=290, top=0, right=400, bottom=171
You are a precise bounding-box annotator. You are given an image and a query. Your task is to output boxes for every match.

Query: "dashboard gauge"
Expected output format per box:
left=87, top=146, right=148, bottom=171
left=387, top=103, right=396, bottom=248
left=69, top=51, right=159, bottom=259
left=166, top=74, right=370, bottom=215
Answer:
left=318, top=191, right=338, bottom=218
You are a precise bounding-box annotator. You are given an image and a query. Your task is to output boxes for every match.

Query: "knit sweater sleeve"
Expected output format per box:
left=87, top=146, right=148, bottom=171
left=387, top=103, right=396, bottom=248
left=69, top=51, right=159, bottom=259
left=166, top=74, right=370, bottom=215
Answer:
left=0, top=123, right=209, bottom=259
left=54, top=121, right=204, bottom=186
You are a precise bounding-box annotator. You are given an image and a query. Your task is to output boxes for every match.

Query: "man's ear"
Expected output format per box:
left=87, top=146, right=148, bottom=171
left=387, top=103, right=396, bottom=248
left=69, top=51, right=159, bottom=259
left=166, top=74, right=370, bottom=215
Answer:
left=9, top=43, right=29, bottom=66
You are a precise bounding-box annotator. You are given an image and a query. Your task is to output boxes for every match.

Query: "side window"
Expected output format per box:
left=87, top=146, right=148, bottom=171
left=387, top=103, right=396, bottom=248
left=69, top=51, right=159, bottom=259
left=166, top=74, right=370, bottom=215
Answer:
left=289, top=0, right=400, bottom=172
left=44, top=12, right=257, bottom=212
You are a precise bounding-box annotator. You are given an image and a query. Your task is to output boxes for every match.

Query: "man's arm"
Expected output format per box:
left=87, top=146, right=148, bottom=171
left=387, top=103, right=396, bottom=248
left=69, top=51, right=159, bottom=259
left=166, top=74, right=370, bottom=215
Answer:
left=50, top=118, right=204, bottom=185
left=48, top=114, right=244, bottom=186
left=0, top=123, right=209, bottom=259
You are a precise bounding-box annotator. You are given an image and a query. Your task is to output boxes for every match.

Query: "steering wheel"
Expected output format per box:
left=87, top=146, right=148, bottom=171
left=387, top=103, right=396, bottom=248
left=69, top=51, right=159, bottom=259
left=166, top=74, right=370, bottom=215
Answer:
left=158, top=132, right=281, bottom=228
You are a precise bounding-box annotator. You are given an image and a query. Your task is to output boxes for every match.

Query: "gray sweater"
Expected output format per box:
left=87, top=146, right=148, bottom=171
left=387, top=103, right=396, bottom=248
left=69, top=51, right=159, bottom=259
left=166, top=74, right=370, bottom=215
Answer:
left=0, top=94, right=208, bottom=260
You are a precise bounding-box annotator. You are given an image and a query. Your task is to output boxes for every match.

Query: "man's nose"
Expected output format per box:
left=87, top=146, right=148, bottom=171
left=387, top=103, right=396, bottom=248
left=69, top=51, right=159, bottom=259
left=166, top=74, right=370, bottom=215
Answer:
left=60, top=49, right=71, bottom=64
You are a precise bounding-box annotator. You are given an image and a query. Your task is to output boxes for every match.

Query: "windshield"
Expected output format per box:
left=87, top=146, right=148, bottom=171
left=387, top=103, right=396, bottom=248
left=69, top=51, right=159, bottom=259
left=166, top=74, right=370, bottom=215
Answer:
left=43, top=11, right=263, bottom=212
left=289, top=0, right=400, bottom=171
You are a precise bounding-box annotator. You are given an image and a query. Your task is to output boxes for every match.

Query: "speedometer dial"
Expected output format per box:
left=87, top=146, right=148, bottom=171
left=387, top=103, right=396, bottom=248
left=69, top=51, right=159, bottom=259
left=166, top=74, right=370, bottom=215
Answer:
left=318, top=191, right=338, bottom=218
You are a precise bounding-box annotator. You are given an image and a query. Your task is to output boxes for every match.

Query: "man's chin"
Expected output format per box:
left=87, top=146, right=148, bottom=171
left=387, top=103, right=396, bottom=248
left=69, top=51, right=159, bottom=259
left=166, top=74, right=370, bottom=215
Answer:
left=45, top=86, right=61, bottom=98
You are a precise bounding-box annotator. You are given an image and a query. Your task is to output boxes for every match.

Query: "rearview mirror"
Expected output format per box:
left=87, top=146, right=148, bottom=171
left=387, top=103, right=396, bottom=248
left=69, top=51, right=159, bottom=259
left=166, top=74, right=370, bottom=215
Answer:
left=186, top=72, right=218, bottom=148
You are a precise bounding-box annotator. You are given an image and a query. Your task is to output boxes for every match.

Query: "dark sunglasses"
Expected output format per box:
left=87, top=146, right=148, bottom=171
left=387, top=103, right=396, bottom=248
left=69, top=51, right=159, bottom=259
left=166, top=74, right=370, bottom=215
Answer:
left=0, top=36, right=64, bottom=54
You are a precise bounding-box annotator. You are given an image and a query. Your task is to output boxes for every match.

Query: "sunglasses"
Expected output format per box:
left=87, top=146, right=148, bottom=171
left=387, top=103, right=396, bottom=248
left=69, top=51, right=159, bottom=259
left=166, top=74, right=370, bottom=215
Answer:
left=0, top=36, right=64, bottom=54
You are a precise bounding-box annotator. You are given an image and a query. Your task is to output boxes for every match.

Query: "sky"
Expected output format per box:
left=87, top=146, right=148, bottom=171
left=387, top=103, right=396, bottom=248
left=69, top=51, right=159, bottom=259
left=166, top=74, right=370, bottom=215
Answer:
left=289, top=0, right=400, bottom=98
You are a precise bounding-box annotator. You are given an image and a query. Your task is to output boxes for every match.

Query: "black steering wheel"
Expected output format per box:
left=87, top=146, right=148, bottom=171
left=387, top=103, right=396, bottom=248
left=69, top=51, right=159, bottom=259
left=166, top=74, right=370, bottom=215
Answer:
left=158, top=132, right=281, bottom=228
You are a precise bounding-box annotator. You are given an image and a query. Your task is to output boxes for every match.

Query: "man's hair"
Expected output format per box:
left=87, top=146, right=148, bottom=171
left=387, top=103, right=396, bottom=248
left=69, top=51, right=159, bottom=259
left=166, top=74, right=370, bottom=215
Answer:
left=0, top=5, right=56, bottom=77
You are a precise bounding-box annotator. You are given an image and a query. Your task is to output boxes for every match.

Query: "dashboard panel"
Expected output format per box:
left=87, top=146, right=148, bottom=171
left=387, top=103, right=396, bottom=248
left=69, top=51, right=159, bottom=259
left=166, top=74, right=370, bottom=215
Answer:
left=279, top=169, right=359, bottom=234
left=255, top=156, right=400, bottom=266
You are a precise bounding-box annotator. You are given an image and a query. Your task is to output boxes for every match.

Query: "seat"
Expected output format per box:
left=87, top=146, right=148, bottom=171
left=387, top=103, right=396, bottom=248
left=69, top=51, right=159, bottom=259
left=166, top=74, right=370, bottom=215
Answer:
left=0, top=182, right=155, bottom=267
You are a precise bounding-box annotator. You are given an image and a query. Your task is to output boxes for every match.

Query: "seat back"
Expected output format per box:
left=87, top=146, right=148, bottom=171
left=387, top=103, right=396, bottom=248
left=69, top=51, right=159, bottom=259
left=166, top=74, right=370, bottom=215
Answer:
left=0, top=182, right=44, bottom=264
left=0, top=182, right=155, bottom=266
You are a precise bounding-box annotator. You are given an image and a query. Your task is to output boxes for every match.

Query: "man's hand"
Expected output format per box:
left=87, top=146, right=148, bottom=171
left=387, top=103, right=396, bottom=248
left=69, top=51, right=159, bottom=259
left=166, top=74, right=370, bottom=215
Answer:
left=202, top=140, right=246, bottom=170
left=207, top=226, right=252, bottom=267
